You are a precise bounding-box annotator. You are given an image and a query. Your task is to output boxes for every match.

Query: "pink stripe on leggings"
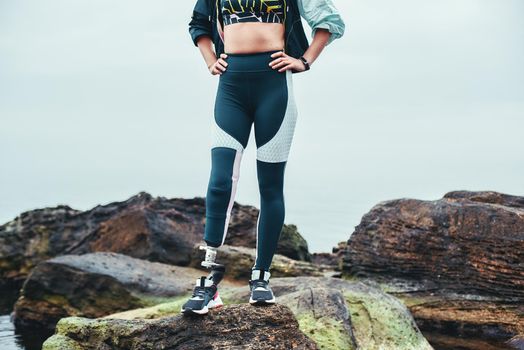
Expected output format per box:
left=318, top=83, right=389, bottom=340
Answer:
left=221, top=149, right=243, bottom=245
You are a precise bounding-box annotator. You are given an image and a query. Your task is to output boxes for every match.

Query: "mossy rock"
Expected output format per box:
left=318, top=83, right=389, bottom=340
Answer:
left=277, top=224, right=312, bottom=262
left=43, top=277, right=433, bottom=350
left=43, top=303, right=318, bottom=350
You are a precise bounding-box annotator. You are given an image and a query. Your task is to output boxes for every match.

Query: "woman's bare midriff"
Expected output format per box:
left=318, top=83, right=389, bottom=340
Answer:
left=223, top=22, right=285, bottom=54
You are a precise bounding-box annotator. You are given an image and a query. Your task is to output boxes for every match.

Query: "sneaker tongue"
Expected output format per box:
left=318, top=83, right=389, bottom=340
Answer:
left=196, top=276, right=214, bottom=287
left=251, top=269, right=270, bottom=282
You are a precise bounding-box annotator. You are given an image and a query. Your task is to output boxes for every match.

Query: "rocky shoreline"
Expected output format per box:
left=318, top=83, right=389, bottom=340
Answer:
left=1, top=190, right=523, bottom=349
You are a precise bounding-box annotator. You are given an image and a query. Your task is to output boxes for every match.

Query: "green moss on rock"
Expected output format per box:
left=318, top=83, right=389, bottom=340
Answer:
left=101, top=294, right=192, bottom=320
left=296, top=313, right=355, bottom=350
left=55, top=316, right=102, bottom=335
left=343, top=288, right=433, bottom=350
left=42, top=334, right=83, bottom=350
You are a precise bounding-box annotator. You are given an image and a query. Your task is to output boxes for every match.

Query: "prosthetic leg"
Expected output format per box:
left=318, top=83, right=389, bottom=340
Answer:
left=181, top=244, right=226, bottom=315
left=199, top=244, right=226, bottom=285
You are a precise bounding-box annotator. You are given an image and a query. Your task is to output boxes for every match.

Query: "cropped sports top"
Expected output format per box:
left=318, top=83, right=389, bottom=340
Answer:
left=221, top=0, right=286, bottom=26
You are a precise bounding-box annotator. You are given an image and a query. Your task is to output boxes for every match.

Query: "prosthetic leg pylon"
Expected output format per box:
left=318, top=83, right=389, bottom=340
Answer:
left=199, top=244, right=226, bottom=285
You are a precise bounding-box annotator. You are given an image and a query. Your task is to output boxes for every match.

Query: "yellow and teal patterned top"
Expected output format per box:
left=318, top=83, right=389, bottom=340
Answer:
left=221, top=0, right=286, bottom=26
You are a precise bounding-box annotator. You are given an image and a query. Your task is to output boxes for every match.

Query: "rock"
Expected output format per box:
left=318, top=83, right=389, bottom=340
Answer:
left=343, top=190, right=524, bottom=298
left=222, top=276, right=433, bottom=350
left=12, top=252, right=241, bottom=333
left=0, top=193, right=203, bottom=294
left=507, top=335, right=524, bottom=350
left=188, top=243, right=329, bottom=280
left=1, top=191, right=313, bottom=310
left=444, top=190, right=524, bottom=209
left=341, top=190, right=524, bottom=349
left=42, top=303, right=319, bottom=350
left=278, top=288, right=357, bottom=349
left=42, top=276, right=432, bottom=350
left=276, top=224, right=311, bottom=262
left=0, top=204, right=82, bottom=313
left=0, top=278, right=22, bottom=314
left=351, top=276, right=524, bottom=350
left=310, top=240, right=347, bottom=270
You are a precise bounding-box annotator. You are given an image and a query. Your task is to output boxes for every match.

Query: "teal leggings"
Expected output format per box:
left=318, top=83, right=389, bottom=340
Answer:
left=204, top=49, right=298, bottom=272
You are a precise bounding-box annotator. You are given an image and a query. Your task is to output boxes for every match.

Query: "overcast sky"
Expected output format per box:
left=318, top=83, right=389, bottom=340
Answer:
left=1, top=0, right=523, bottom=252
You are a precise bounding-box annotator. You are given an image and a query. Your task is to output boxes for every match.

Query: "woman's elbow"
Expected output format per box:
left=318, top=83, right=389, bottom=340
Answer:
left=312, top=19, right=345, bottom=46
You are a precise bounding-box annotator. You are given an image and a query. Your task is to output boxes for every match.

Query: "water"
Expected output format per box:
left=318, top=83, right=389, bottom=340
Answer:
left=0, top=312, right=49, bottom=350
left=0, top=314, right=23, bottom=350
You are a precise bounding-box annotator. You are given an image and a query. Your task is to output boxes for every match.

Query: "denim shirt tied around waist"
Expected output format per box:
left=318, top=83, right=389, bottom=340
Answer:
left=188, top=0, right=345, bottom=65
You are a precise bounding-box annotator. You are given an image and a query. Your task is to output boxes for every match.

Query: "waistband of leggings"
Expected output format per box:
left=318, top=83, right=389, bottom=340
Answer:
left=223, top=49, right=283, bottom=72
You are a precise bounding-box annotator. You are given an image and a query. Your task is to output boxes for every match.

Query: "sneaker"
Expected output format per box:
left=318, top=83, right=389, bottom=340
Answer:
left=248, top=269, right=276, bottom=305
left=181, top=276, right=224, bottom=315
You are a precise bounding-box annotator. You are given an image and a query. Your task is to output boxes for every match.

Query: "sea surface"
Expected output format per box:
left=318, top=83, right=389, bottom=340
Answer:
left=0, top=313, right=50, bottom=350
left=0, top=314, right=22, bottom=350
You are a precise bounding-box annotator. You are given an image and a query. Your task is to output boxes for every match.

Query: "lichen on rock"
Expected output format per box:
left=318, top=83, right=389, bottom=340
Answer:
left=41, top=276, right=433, bottom=350
left=43, top=303, right=319, bottom=350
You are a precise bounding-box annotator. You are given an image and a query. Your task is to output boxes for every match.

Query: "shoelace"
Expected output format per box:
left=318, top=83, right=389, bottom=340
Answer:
left=192, top=286, right=208, bottom=298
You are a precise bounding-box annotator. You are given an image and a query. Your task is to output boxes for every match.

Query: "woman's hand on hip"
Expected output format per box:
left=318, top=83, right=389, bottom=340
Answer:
left=209, top=53, right=228, bottom=75
left=269, top=51, right=306, bottom=73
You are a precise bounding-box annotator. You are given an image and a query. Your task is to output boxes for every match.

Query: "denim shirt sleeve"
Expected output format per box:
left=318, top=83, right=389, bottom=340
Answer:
left=296, top=0, right=345, bottom=46
left=188, top=0, right=213, bottom=46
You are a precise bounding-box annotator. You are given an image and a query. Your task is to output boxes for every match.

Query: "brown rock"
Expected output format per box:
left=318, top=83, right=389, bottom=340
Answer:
left=0, top=193, right=204, bottom=290
left=42, top=276, right=434, bottom=350
left=222, top=276, right=433, bottom=350
left=12, top=252, right=240, bottom=333
left=1, top=191, right=312, bottom=311
left=342, top=190, right=524, bottom=349
left=444, top=190, right=524, bottom=209
left=42, top=303, right=319, bottom=350
left=343, top=190, right=524, bottom=298
left=310, top=240, right=347, bottom=269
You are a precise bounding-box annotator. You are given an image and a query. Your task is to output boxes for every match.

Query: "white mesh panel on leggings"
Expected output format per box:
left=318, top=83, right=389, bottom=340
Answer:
left=256, top=70, right=298, bottom=163
left=210, top=117, right=244, bottom=152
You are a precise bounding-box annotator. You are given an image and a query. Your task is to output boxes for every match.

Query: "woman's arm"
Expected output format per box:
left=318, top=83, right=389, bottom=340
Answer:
left=196, top=36, right=219, bottom=69
left=301, top=28, right=331, bottom=67
left=270, top=0, right=345, bottom=72
left=188, top=1, right=228, bottom=76
left=196, top=36, right=228, bottom=75
left=270, top=28, right=330, bottom=72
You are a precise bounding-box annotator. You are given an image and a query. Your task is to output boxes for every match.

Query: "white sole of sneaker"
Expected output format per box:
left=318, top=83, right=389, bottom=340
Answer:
left=249, top=296, right=276, bottom=304
left=183, top=305, right=209, bottom=315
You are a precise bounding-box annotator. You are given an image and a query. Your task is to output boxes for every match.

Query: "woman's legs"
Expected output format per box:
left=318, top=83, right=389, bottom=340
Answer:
left=185, top=51, right=298, bottom=313
left=204, top=52, right=298, bottom=273
left=252, top=69, right=298, bottom=271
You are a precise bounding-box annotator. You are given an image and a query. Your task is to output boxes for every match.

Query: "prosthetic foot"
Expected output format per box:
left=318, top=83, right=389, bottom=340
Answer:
left=181, top=245, right=226, bottom=315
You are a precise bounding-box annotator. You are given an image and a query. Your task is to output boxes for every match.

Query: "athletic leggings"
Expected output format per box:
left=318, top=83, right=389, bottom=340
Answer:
left=204, top=49, right=298, bottom=272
